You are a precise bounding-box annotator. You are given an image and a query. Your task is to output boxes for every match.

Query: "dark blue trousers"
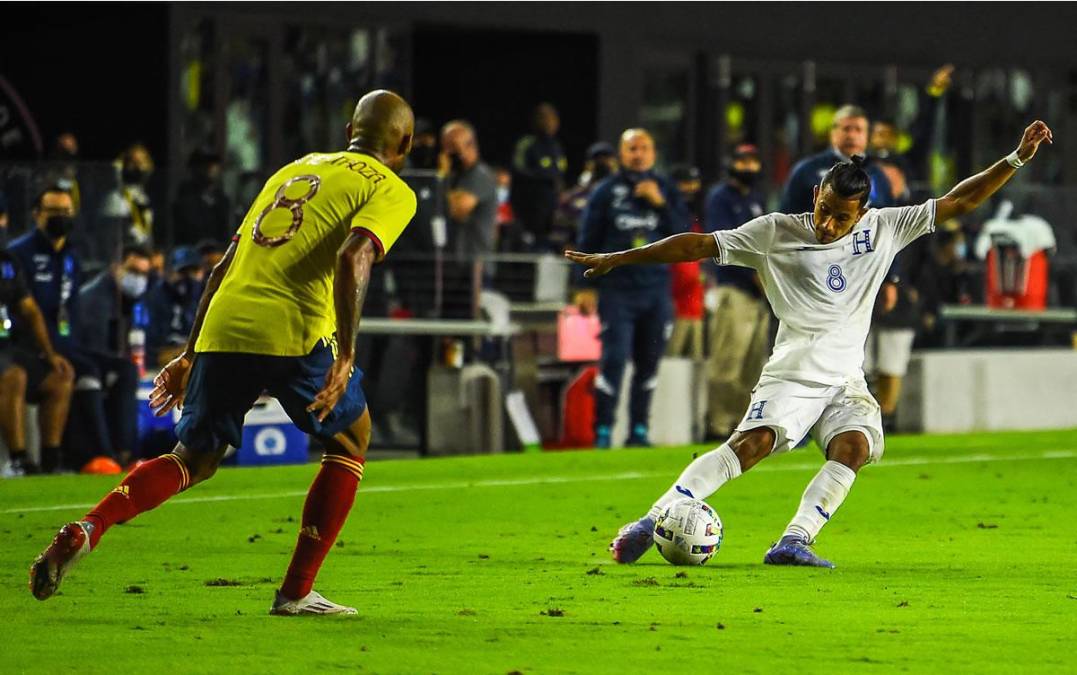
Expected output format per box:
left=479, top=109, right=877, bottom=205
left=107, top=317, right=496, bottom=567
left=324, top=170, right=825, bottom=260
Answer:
left=595, top=287, right=672, bottom=430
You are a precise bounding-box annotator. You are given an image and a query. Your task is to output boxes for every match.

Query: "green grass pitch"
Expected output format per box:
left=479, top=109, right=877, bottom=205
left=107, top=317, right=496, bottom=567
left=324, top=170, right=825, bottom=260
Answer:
left=2, top=429, right=1075, bottom=674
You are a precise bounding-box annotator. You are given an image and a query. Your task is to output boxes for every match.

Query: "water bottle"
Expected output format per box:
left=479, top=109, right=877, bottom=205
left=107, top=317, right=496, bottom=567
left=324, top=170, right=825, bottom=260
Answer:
left=129, top=302, right=147, bottom=378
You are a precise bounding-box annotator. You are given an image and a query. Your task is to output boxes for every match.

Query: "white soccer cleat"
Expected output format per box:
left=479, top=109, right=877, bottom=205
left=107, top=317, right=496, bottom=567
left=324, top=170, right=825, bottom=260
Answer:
left=269, top=590, right=357, bottom=616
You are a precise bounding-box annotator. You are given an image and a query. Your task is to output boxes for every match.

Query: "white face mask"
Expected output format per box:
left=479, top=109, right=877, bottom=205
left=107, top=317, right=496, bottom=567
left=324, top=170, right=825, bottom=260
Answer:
left=496, top=186, right=510, bottom=204
left=120, top=271, right=149, bottom=299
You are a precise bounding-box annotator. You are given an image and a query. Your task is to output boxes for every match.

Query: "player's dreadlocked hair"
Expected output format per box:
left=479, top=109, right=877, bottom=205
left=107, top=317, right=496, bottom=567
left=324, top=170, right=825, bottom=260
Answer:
left=820, top=155, right=871, bottom=206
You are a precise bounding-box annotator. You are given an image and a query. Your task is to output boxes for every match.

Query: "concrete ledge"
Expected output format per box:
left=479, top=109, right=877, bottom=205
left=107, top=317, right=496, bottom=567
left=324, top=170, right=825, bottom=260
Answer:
left=899, top=349, right=1077, bottom=432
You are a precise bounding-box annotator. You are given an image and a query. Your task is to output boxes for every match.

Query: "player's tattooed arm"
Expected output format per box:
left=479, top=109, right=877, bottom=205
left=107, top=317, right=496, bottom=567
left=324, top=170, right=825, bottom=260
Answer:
left=150, top=240, right=238, bottom=416
left=935, top=120, right=1052, bottom=223
left=564, top=232, right=718, bottom=278
left=307, top=232, right=377, bottom=422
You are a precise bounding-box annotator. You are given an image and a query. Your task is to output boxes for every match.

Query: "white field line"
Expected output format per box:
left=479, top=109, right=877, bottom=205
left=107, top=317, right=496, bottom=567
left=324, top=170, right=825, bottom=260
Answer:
left=2, top=449, right=1074, bottom=516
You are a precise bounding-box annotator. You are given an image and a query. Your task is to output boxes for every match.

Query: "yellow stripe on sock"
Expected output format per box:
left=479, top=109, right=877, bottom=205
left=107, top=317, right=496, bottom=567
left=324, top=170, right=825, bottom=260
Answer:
left=164, top=453, right=190, bottom=490
left=321, top=455, right=364, bottom=480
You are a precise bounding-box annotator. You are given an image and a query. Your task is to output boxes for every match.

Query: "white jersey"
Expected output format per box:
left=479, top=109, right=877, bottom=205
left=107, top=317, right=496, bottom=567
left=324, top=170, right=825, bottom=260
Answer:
left=712, top=200, right=936, bottom=386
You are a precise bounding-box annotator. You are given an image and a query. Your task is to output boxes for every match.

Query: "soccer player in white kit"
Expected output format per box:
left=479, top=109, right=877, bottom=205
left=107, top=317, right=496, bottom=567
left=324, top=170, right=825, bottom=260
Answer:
left=566, top=120, right=1053, bottom=568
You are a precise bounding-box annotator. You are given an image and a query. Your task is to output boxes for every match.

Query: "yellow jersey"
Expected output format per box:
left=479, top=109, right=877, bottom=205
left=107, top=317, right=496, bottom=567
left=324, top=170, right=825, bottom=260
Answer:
left=196, top=151, right=416, bottom=356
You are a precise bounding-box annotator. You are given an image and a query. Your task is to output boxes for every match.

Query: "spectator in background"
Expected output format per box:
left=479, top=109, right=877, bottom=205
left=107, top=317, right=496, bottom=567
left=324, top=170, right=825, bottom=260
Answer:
left=148, top=248, right=166, bottom=287
left=780, top=105, right=893, bottom=213
left=408, top=118, right=438, bottom=170
left=0, top=213, right=75, bottom=476
left=492, top=166, right=523, bottom=251
left=8, top=186, right=82, bottom=358
left=439, top=120, right=498, bottom=259
left=575, top=128, right=689, bottom=448
left=8, top=185, right=107, bottom=471
left=145, top=246, right=204, bottom=367
left=196, top=239, right=227, bottom=277
left=702, top=144, right=770, bottom=440
left=666, top=165, right=705, bottom=361
left=554, top=141, right=617, bottom=250
left=99, top=143, right=156, bottom=259
left=50, top=132, right=83, bottom=214
left=172, top=149, right=233, bottom=247
left=511, top=103, right=568, bottom=250
left=75, top=244, right=150, bottom=466
left=870, top=64, right=955, bottom=187
left=914, top=220, right=974, bottom=346
left=864, top=260, right=921, bottom=432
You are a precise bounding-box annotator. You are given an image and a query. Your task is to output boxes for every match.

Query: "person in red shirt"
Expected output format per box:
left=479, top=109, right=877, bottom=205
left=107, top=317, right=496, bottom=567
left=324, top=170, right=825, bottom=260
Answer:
left=667, top=166, right=705, bottom=360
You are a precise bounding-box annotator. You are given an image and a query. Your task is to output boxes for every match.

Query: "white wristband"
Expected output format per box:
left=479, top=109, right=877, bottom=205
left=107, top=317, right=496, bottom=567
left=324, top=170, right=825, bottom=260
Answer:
left=1005, top=150, right=1025, bottom=169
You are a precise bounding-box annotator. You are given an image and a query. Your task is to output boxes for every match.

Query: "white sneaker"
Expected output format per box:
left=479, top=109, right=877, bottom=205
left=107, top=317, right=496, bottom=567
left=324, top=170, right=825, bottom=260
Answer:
left=269, top=590, right=357, bottom=616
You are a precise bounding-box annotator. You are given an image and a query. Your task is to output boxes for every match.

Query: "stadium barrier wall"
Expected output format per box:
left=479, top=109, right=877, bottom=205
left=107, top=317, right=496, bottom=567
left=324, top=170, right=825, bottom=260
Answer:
left=898, top=349, right=1077, bottom=433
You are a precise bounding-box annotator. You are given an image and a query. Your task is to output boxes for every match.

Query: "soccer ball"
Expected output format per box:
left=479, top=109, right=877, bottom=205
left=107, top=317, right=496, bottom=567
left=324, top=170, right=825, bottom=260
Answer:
left=653, top=498, right=724, bottom=565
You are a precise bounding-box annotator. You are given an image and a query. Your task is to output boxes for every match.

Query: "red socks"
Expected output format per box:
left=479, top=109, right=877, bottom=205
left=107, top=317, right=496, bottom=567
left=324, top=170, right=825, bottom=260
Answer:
left=84, top=454, right=191, bottom=548
left=280, top=455, right=364, bottom=600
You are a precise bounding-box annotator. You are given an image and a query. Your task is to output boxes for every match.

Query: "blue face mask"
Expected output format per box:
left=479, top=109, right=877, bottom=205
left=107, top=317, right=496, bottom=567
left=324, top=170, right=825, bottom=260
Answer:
left=954, top=241, right=968, bottom=259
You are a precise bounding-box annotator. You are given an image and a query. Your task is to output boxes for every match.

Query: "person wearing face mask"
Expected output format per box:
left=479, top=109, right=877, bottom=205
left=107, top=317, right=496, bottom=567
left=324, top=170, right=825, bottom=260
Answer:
left=780, top=105, right=893, bottom=214
left=144, top=247, right=205, bottom=367
left=553, top=142, right=617, bottom=251
left=99, top=143, right=156, bottom=256
left=702, top=144, right=771, bottom=441
left=438, top=120, right=498, bottom=261
left=574, top=128, right=689, bottom=449
left=171, top=149, right=233, bottom=247
left=0, top=197, right=76, bottom=477
left=8, top=185, right=107, bottom=471
left=73, top=245, right=151, bottom=468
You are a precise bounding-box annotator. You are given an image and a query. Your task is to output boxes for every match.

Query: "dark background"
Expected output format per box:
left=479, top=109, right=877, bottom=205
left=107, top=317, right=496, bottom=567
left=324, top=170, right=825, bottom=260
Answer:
left=6, top=2, right=1077, bottom=168
left=0, top=5, right=170, bottom=159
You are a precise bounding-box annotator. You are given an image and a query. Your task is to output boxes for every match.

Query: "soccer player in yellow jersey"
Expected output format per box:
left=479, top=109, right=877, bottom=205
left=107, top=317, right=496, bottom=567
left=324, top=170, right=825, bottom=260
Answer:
left=30, top=90, right=418, bottom=615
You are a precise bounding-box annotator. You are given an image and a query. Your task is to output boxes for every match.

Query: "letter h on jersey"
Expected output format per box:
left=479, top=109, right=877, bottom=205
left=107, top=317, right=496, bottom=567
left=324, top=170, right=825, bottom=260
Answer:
left=852, top=230, right=873, bottom=255
left=747, top=400, right=767, bottom=420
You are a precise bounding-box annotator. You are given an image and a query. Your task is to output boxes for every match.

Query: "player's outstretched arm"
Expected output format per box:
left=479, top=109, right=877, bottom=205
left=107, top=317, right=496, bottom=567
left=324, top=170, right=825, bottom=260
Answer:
left=307, top=233, right=377, bottom=423
left=935, top=120, right=1053, bottom=223
left=564, top=232, right=717, bottom=279
left=150, top=239, right=238, bottom=416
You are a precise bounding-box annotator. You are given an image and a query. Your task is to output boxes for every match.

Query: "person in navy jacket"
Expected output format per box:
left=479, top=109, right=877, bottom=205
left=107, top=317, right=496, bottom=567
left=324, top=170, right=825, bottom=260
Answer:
left=8, top=185, right=138, bottom=469
left=574, top=129, right=689, bottom=448
left=780, top=104, right=893, bottom=214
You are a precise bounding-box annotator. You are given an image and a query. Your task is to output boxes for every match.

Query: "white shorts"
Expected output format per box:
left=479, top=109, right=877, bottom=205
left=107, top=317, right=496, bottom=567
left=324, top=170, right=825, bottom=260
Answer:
left=735, top=375, right=885, bottom=463
left=863, top=328, right=916, bottom=377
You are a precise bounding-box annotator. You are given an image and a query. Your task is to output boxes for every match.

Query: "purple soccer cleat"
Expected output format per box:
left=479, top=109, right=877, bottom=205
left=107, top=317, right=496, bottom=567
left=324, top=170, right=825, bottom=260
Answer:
left=763, top=536, right=836, bottom=569
left=608, top=516, right=656, bottom=564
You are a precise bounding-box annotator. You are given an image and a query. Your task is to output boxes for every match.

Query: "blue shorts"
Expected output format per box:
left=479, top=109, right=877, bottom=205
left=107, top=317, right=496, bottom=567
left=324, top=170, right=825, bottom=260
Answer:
left=175, top=338, right=367, bottom=452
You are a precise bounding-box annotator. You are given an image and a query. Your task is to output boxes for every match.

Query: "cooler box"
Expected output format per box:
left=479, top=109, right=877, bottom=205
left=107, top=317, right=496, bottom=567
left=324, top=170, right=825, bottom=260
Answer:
left=137, top=381, right=180, bottom=456
left=557, top=307, right=602, bottom=362
left=228, top=396, right=309, bottom=466
left=137, top=380, right=307, bottom=465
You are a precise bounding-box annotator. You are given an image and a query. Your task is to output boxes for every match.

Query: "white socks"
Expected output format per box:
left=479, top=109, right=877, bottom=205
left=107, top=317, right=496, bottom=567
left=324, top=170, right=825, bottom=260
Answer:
left=783, top=460, right=857, bottom=543
left=647, top=444, right=742, bottom=520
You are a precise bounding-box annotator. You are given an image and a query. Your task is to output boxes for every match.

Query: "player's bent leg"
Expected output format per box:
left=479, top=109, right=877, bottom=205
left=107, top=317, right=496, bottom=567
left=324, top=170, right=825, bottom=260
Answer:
left=610, top=427, right=777, bottom=564
left=29, top=443, right=206, bottom=601
left=273, top=409, right=371, bottom=616
left=825, top=430, right=872, bottom=473
left=764, top=430, right=870, bottom=569
left=729, top=427, right=777, bottom=472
